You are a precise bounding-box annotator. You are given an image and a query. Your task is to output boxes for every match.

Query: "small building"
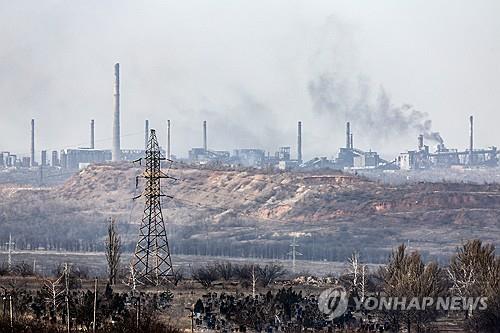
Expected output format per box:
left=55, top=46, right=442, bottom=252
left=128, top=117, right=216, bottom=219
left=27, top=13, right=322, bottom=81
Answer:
left=63, top=148, right=111, bottom=169
left=278, top=160, right=299, bottom=171
left=353, top=151, right=380, bottom=168
left=276, top=147, right=291, bottom=161
left=51, top=150, right=59, bottom=167
left=233, top=149, right=265, bottom=168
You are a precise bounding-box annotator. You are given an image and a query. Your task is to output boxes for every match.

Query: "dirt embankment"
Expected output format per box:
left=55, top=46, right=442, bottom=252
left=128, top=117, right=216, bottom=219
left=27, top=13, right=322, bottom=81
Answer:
left=1, top=162, right=499, bottom=263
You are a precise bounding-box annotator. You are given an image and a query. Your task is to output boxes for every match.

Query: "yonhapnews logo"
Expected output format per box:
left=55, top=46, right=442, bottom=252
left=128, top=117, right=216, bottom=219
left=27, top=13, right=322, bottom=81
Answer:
left=318, top=286, right=348, bottom=320
left=318, top=288, right=488, bottom=319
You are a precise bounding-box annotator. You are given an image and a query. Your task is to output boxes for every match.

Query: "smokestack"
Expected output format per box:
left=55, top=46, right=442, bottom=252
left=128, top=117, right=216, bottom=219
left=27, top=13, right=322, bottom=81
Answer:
left=418, top=134, right=424, bottom=151
left=297, top=121, right=302, bottom=164
left=203, top=120, right=207, bottom=152
left=167, top=120, right=171, bottom=159
left=145, top=119, right=149, bottom=150
left=350, top=133, right=353, bottom=149
left=469, top=115, right=474, bottom=165
left=30, top=119, right=35, bottom=166
left=346, top=122, right=350, bottom=149
left=112, top=63, right=121, bottom=162
left=41, top=150, right=47, bottom=166
left=90, top=119, right=95, bottom=149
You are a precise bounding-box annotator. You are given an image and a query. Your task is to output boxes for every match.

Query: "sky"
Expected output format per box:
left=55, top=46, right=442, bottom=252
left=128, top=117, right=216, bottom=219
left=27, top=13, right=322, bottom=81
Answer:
left=1, top=0, right=499, bottom=160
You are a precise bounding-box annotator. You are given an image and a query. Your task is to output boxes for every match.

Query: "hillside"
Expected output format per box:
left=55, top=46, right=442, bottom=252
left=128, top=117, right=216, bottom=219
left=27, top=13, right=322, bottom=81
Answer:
left=1, top=162, right=499, bottom=264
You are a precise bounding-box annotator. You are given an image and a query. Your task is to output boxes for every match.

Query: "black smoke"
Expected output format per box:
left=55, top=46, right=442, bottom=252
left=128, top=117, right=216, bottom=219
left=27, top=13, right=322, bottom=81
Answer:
left=308, top=73, right=443, bottom=144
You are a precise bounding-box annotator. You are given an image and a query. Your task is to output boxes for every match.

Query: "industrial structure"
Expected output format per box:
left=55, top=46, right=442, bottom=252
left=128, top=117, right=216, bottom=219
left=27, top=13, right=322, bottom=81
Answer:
left=131, top=129, right=174, bottom=285
left=90, top=119, right=95, bottom=149
left=2, top=114, right=498, bottom=173
left=112, top=63, right=121, bottom=162
left=397, top=116, right=497, bottom=170
left=1, top=63, right=498, bottom=174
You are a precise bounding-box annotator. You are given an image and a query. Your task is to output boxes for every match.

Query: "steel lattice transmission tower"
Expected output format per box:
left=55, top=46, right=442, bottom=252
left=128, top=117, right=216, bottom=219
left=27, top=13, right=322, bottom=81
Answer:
left=131, top=129, right=174, bottom=285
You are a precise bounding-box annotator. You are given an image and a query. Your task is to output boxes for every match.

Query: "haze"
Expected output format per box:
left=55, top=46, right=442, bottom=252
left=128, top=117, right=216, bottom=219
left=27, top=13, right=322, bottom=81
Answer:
left=1, top=0, right=499, bottom=160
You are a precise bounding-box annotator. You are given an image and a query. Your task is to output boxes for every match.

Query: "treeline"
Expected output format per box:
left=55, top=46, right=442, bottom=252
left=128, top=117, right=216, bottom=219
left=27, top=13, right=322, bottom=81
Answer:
left=2, top=222, right=428, bottom=264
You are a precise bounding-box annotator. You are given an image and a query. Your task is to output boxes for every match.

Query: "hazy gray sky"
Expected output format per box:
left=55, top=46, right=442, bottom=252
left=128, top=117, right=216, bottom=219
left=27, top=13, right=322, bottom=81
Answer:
left=1, top=0, right=499, bottom=160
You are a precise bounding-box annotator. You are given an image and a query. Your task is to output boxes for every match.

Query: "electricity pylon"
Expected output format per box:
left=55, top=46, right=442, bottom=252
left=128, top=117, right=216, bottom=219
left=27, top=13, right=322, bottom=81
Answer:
left=131, top=129, right=174, bottom=286
left=288, top=235, right=302, bottom=272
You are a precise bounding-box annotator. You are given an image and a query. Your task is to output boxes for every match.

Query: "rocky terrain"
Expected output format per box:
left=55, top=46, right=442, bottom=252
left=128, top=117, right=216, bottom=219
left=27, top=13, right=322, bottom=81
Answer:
left=0, top=162, right=499, bottom=264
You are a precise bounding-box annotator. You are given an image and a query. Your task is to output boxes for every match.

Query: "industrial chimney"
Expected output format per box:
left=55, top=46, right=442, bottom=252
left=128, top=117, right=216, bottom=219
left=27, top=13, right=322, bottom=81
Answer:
left=350, top=133, right=353, bottom=149
left=203, top=120, right=207, bottom=152
left=112, top=63, right=121, bottom=162
left=167, top=120, right=171, bottom=159
left=90, top=119, right=95, bottom=149
left=30, top=119, right=35, bottom=166
left=469, top=115, right=474, bottom=165
left=145, top=119, right=149, bottom=150
left=297, top=121, right=302, bottom=164
left=418, top=134, right=424, bottom=151
left=346, top=122, right=351, bottom=149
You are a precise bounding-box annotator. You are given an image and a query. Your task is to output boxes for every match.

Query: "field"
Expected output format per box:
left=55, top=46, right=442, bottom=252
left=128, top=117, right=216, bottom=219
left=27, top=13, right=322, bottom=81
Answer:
left=0, top=250, right=362, bottom=278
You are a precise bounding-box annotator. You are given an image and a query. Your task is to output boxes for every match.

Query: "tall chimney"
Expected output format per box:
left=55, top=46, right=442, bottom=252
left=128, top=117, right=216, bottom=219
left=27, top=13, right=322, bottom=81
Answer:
left=297, top=121, right=302, bottom=164
left=30, top=119, right=35, bottom=166
left=418, top=134, right=424, bottom=151
left=346, top=122, right=350, bottom=149
left=167, top=120, right=171, bottom=159
left=144, top=119, right=149, bottom=150
left=112, top=63, right=121, bottom=162
left=203, top=120, right=207, bottom=152
left=469, top=115, right=474, bottom=165
left=350, top=133, right=353, bottom=149
left=90, top=119, right=95, bottom=149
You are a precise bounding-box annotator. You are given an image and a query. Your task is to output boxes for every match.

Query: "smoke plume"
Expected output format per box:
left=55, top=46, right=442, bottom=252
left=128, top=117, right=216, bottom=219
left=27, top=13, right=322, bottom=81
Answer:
left=308, top=73, right=443, bottom=144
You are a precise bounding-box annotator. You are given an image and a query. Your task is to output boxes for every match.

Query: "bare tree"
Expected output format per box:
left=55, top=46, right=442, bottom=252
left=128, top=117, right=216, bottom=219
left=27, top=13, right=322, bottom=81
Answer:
left=348, top=251, right=360, bottom=292
left=42, top=273, right=65, bottom=323
left=380, top=244, right=446, bottom=333
left=64, top=263, right=70, bottom=333
left=256, top=263, right=287, bottom=287
left=447, top=240, right=494, bottom=299
left=360, top=264, right=368, bottom=302
left=105, top=217, right=121, bottom=285
left=252, top=265, right=257, bottom=298
left=448, top=240, right=500, bottom=331
left=192, top=266, right=219, bottom=288
left=215, top=262, right=233, bottom=281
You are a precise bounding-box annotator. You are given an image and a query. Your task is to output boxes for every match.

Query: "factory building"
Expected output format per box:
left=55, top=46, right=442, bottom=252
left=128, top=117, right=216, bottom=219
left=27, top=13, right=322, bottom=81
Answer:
left=233, top=149, right=266, bottom=168
left=51, top=151, right=59, bottom=167
left=397, top=116, right=498, bottom=170
left=41, top=150, right=47, bottom=166
left=353, top=151, right=380, bottom=169
left=63, top=148, right=112, bottom=169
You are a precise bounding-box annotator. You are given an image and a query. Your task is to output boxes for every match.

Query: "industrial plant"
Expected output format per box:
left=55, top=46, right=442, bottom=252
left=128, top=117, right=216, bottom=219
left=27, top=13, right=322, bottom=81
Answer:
left=0, top=63, right=497, bottom=174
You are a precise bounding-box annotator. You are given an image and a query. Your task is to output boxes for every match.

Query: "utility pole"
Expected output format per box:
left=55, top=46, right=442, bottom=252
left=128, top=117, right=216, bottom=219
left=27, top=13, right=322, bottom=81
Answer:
left=65, top=263, right=70, bottom=333
left=167, top=120, right=171, bottom=160
left=288, top=235, right=302, bottom=272
left=93, top=277, right=97, bottom=333
left=131, top=129, right=175, bottom=285
left=144, top=120, right=149, bottom=150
